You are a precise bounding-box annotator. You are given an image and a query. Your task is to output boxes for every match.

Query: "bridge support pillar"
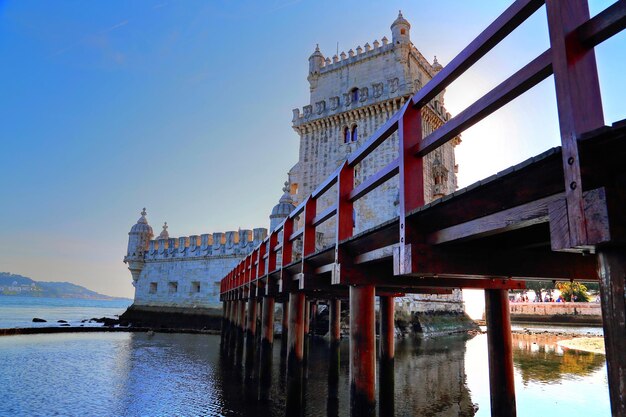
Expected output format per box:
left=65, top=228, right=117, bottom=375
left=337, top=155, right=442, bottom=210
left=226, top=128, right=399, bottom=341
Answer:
left=235, top=299, right=246, bottom=366
left=286, top=292, right=306, bottom=415
left=281, top=301, right=289, bottom=356
left=328, top=298, right=341, bottom=413
left=597, top=246, right=626, bottom=417
left=379, top=295, right=395, bottom=416
left=258, top=295, right=275, bottom=403
left=222, top=301, right=232, bottom=350
left=350, top=285, right=376, bottom=417
left=245, top=295, right=258, bottom=380
left=485, top=288, right=516, bottom=417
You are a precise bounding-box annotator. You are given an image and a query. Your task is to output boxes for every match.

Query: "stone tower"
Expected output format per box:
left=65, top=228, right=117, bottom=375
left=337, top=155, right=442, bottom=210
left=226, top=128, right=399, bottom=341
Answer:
left=124, top=208, right=154, bottom=286
left=289, top=11, right=464, bottom=312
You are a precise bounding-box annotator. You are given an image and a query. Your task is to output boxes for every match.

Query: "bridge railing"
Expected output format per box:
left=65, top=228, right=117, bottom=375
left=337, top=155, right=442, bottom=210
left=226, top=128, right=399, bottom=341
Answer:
left=220, top=0, right=626, bottom=298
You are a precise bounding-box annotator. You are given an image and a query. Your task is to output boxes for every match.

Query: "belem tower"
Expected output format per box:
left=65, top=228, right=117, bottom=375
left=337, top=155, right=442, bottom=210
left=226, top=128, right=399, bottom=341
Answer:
left=123, top=12, right=468, bottom=329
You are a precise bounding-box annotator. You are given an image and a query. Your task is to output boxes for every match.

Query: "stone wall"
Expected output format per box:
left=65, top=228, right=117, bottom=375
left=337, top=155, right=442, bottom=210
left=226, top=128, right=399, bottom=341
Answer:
left=509, top=302, right=602, bottom=324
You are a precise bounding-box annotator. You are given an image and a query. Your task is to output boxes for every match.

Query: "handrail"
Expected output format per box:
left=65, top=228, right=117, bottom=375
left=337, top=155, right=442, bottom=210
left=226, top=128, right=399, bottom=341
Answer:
left=220, top=0, right=626, bottom=296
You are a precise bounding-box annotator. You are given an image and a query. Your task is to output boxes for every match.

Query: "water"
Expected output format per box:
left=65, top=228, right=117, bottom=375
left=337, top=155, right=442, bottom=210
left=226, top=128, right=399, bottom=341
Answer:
left=0, top=330, right=610, bottom=416
left=0, top=296, right=131, bottom=328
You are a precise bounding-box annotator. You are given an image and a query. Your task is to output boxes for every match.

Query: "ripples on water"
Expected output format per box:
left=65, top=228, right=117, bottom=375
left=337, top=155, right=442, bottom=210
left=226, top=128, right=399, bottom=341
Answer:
left=0, top=331, right=609, bottom=416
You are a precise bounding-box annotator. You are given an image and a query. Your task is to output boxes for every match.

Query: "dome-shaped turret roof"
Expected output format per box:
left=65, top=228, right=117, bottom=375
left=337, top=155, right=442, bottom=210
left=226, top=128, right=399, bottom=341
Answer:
left=130, top=208, right=154, bottom=236
left=432, top=56, right=443, bottom=72
left=391, top=10, right=410, bottom=29
left=271, top=182, right=296, bottom=218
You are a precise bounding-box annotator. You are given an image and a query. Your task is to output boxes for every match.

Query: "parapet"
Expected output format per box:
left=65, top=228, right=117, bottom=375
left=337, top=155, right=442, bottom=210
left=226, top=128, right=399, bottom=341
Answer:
left=144, top=228, right=268, bottom=261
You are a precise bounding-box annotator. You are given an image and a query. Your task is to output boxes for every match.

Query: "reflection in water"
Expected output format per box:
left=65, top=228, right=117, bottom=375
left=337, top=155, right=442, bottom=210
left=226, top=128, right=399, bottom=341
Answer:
left=0, top=331, right=610, bottom=416
left=512, top=334, right=606, bottom=385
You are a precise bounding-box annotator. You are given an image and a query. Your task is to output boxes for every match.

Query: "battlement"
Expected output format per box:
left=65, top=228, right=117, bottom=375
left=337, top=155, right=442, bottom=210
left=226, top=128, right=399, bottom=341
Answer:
left=144, top=228, right=267, bottom=261
left=294, top=39, right=448, bottom=127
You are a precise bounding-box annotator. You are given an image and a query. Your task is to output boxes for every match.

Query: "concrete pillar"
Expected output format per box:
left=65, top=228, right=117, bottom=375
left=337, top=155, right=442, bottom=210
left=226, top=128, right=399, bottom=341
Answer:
left=259, top=296, right=275, bottom=402
left=485, top=289, right=516, bottom=417
left=329, top=298, right=341, bottom=344
left=286, top=292, right=306, bottom=415
left=350, top=285, right=376, bottom=417
left=597, top=246, right=626, bottom=417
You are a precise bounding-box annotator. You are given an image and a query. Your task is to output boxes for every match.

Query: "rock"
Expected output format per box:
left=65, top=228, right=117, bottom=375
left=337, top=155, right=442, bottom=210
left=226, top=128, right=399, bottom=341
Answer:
left=57, top=320, right=68, bottom=323
left=60, top=323, right=71, bottom=327
left=32, top=318, right=47, bottom=323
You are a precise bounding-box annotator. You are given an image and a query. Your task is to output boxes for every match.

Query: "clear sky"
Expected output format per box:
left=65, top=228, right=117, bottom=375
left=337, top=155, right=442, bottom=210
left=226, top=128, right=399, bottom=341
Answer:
left=0, top=0, right=624, bottom=298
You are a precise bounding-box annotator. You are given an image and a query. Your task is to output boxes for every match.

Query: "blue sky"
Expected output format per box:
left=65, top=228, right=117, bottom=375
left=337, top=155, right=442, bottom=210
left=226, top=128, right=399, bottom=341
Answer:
left=0, top=0, right=624, bottom=298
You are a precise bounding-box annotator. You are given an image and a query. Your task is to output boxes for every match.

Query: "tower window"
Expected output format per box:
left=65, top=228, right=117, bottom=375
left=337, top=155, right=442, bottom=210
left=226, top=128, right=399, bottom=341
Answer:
left=351, top=125, right=358, bottom=142
left=191, top=281, right=201, bottom=293
left=149, top=282, right=158, bottom=294
left=168, top=281, right=178, bottom=294
left=351, top=88, right=359, bottom=103
left=401, top=28, right=406, bottom=35
left=344, top=126, right=351, bottom=143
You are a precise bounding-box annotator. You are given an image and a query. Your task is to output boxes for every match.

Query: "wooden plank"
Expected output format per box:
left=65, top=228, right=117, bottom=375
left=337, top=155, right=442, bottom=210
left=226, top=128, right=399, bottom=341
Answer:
left=289, top=228, right=303, bottom=242
left=311, top=165, right=340, bottom=199
left=576, top=0, right=626, bottom=48
left=349, top=158, right=399, bottom=202
left=398, top=102, right=424, bottom=275
left=427, top=193, right=561, bottom=245
left=411, top=0, right=544, bottom=107
left=415, top=50, right=552, bottom=156
left=395, top=244, right=598, bottom=280
left=549, top=187, right=611, bottom=251
left=546, top=0, right=605, bottom=248
left=312, top=204, right=337, bottom=228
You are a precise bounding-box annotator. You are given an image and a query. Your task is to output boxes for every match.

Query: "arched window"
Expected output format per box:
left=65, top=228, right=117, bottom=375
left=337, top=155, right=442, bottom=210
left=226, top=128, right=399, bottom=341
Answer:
left=343, top=126, right=351, bottom=143
left=351, top=124, right=358, bottom=142
left=351, top=88, right=359, bottom=103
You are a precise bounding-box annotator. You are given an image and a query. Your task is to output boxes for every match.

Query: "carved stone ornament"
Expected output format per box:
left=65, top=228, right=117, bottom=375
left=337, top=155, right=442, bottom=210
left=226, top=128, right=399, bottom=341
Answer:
left=315, top=100, right=326, bottom=115
left=292, top=108, right=301, bottom=122
left=330, top=96, right=340, bottom=110
left=373, top=82, right=383, bottom=98
left=343, top=92, right=352, bottom=107
left=359, top=87, right=368, bottom=102
left=303, top=105, right=313, bottom=118
left=389, top=78, right=399, bottom=93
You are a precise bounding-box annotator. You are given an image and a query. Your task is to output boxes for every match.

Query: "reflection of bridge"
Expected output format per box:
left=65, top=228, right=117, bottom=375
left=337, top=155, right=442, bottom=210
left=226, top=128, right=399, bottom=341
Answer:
left=219, top=1, right=626, bottom=416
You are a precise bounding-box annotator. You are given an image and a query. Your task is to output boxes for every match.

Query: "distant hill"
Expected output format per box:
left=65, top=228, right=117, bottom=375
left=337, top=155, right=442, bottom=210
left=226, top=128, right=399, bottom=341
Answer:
left=0, top=272, right=129, bottom=301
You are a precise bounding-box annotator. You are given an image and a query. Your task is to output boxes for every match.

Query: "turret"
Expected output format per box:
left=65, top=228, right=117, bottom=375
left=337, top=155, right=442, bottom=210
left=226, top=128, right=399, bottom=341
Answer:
left=308, top=45, right=324, bottom=90
left=124, top=208, right=154, bottom=286
left=270, top=181, right=296, bottom=231
left=391, top=10, right=411, bottom=45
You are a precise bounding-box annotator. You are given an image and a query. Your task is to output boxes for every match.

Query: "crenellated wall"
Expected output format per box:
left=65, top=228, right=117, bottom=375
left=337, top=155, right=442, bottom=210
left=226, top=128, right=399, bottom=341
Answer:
left=132, top=228, right=267, bottom=310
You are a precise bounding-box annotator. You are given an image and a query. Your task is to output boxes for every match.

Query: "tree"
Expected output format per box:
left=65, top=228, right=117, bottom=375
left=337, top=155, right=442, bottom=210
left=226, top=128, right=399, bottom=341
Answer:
left=555, top=281, right=590, bottom=302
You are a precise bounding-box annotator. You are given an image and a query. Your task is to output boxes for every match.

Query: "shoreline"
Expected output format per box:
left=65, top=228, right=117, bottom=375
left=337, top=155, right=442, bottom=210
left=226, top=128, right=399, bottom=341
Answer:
left=0, top=326, right=220, bottom=337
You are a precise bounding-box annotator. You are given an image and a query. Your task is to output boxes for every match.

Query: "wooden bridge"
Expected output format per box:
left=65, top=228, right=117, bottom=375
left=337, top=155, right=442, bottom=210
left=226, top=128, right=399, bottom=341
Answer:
left=219, top=1, right=626, bottom=416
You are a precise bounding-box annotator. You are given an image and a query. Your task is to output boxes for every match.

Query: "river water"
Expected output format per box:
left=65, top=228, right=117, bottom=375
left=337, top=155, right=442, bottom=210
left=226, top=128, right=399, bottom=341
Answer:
left=0, top=329, right=609, bottom=416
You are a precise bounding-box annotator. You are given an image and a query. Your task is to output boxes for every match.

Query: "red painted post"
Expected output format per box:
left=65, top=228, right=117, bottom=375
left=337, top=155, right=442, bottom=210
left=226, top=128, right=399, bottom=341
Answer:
left=259, top=295, right=276, bottom=403
left=597, top=247, right=626, bottom=417
left=333, top=162, right=355, bottom=285
left=350, top=285, right=376, bottom=417
left=286, top=291, right=306, bottom=414
left=485, top=288, right=516, bottom=417
left=546, top=0, right=605, bottom=248
left=398, top=102, right=424, bottom=275
left=379, top=296, right=395, bottom=416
